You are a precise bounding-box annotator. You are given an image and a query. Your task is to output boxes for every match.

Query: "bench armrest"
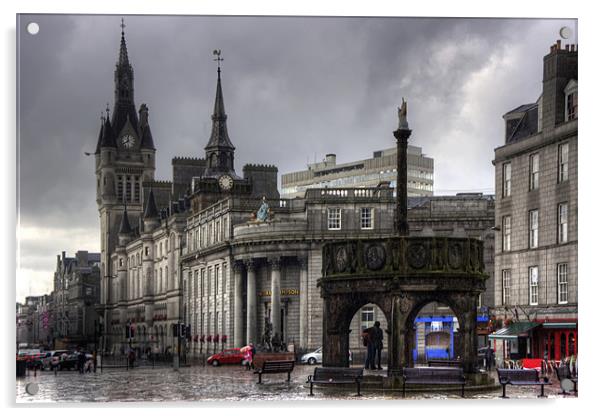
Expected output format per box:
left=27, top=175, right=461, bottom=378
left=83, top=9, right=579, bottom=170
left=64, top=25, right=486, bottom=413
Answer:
left=307, top=375, right=313, bottom=384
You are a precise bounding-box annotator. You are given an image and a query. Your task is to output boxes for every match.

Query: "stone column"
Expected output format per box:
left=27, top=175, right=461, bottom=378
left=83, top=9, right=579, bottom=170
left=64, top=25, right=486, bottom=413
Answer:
left=389, top=295, right=402, bottom=371
left=460, top=299, right=478, bottom=373
left=322, top=295, right=351, bottom=367
left=393, top=127, right=412, bottom=236
left=233, top=261, right=244, bottom=348
left=269, top=257, right=282, bottom=342
left=245, top=259, right=257, bottom=344
left=298, top=257, right=308, bottom=349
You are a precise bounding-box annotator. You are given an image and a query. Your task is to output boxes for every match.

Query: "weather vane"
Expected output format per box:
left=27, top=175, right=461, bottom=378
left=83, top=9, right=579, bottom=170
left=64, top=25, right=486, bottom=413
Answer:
left=213, top=49, right=224, bottom=72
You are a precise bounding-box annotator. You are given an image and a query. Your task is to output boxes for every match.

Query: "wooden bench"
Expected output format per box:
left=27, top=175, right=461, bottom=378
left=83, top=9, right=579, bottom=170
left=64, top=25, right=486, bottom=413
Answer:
left=555, top=365, right=577, bottom=395
left=402, top=367, right=466, bottom=397
left=254, top=360, right=295, bottom=384
left=497, top=368, right=551, bottom=398
left=306, top=367, right=363, bottom=396
left=427, top=359, right=463, bottom=368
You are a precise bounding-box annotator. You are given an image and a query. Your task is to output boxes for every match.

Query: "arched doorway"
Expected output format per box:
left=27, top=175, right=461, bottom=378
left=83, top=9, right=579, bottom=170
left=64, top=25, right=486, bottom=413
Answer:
left=349, top=303, right=389, bottom=367
left=408, top=301, right=459, bottom=364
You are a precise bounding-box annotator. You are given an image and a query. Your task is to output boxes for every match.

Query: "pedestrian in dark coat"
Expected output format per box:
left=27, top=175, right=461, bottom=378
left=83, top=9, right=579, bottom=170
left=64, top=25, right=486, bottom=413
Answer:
left=362, top=327, right=375, bottom=370
left=373, top=321, right=384, bottom=370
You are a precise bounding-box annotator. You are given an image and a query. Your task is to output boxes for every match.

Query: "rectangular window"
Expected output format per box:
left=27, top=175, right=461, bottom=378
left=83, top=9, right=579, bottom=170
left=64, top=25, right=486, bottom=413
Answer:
left=207, top=267, right=212, bottom=297
left=558, top=203, right=568, bottom=243
left=214, top=265, right=220, bottom=296
left=529, top=210, right=539, bottom=249
left=567, top=92, right=578, bottom=120
left=360, top=207, right=373, bottom=230
left=529, top=153, right=539, bottom=190
left=193, top=270, right=199, bottom=300
left=529, top=266, right=539, bottom=305
left=327, top=208, right=342, bottom=230
left=502, top=269, right=511, bottom=305
left=558, top=263, right=568, bottom=304
left=201, top=268, right=205, bottom=297
left=360, top=306, right=374, bottom=331
left=559, top=143, right=569, bottom=182
left=503, top=163, right=511, bottom=197
left=502, top=215, right=511, bottom=252
left=126, top=176, right=132, bottom=202
left=201, top=226, right=206, bottom=247
left=134, top=177, right=140, bottom=202
left=117, top=176, right=124, bottom=200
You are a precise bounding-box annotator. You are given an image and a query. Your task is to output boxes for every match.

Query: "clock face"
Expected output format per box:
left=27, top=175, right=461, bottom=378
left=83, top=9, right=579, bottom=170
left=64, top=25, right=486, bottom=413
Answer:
left=121, top=134, right=135, bottom=149
left=218, top=174, right=234, bottom=190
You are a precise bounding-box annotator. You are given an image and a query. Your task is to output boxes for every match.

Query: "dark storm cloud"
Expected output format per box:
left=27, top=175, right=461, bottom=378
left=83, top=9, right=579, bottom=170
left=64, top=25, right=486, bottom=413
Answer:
left=16, top=15, right=577, bottom=299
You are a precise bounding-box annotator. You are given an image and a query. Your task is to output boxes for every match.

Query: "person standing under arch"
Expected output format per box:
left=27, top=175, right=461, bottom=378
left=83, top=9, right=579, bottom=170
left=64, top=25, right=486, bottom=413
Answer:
left=373, top=321, right=384, bottom=370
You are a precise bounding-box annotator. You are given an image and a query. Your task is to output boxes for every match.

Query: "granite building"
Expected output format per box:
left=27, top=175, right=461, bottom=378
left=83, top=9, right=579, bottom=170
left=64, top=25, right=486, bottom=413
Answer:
left=281, top=147, right=434, bottom=199
left=490, top=40, right=578, bottom=361
left=94, top=26, right=278, bottom=354
left=52, top=251, right=101, bottom=349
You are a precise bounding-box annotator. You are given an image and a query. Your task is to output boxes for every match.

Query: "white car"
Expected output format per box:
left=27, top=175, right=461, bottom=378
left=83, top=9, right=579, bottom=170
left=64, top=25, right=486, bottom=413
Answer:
left=300, top=347, right=352, bottom=365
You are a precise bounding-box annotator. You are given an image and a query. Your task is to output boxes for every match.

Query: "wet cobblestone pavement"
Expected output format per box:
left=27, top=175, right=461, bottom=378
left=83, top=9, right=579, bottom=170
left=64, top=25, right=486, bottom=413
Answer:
left=16, top=364, right=576, bottom=403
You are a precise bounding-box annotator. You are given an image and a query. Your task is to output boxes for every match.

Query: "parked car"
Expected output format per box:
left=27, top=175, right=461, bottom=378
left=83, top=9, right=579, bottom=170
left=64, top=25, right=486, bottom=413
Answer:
left=50, top=350, right=70, bottom=369
left=207, top=348, right=245, bottom=366
left=300, top=347, right=352, bottom=365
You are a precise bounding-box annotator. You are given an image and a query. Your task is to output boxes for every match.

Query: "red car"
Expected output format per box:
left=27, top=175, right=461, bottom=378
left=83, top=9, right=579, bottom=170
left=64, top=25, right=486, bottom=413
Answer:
left=207, top=348, right=245, bottom=366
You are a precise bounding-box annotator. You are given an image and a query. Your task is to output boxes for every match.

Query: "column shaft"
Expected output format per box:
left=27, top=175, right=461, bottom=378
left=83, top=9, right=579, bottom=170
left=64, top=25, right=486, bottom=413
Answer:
left=299, top=258, right=308, bottom=349
left=270, top=258, right=282, bottom=341
left=245, top=260, right=257, bottom=344
left=233, top=263, right=244, bottom=347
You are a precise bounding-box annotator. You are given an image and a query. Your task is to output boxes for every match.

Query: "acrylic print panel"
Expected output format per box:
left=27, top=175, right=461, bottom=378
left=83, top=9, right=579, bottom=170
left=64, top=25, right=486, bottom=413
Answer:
left=16, top=14, right=578, bottom=402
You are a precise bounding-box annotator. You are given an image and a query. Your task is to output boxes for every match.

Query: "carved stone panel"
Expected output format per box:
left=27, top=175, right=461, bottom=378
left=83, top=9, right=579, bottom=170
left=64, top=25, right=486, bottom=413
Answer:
left=365, top=243, right=386, bottom=271
left=407, top=243, right=427, bottom=269
left=448, top=242, right=463, bottom=270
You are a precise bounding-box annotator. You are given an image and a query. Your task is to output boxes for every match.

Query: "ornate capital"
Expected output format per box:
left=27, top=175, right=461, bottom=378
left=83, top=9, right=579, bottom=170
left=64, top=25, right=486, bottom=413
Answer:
left=232, top=261, right=244, bottom=274
left=298, top=257, right=308, bottom=270
left=243, top=258, right=256, bottom=271
left=268, top=257, right=282, bottom=271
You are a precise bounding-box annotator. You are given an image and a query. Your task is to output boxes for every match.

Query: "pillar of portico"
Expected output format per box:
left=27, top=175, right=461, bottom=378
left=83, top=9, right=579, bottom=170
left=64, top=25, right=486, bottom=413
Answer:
left=245, top=259, right=257, bottom=344
left=269, top=257, right=282, bottom=343
left=233, top=261, right=244, bottom=348
left=298, top=257, right=308, bottom=349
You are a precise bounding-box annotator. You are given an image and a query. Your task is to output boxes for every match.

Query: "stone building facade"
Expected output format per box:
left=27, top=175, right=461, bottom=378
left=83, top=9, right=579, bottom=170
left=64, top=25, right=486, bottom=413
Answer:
left=491, top=40, right=578, bottom=361
left=53, top=251, right=101, bottom=349
left=182, top=191, right=494, bottom=357
left=95, top=27, right=279, bottom=354
left=281, top=147, right=434, bottom=199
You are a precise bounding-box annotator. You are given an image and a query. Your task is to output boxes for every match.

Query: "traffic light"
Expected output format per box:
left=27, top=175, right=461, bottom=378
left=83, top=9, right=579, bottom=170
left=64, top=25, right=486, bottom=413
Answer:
left=125, top=325, right=130, bottom=339
left=172, top=323, right=178, bottom=337
left=185, top=325, right=191, bottom=340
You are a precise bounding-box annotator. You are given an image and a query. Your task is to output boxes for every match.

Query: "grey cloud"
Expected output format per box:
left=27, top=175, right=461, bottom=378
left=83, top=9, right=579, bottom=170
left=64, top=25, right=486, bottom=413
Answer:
left=16, top=14, right=577, bottom=300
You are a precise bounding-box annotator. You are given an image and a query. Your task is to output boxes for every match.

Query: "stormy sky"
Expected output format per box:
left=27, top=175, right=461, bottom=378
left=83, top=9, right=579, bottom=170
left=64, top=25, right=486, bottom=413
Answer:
left=16, top=14, right=577, bottom=302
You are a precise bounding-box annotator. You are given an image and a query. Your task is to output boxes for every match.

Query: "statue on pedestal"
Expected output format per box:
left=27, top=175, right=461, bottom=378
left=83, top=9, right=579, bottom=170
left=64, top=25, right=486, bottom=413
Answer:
left=397, top=97, right=409, bottom=130
left=256, top=196, right=270, bottom=222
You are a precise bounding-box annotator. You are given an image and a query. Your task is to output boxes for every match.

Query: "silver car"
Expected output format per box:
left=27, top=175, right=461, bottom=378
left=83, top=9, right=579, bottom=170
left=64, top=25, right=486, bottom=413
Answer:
left=300, top=347, right=352, bottom=365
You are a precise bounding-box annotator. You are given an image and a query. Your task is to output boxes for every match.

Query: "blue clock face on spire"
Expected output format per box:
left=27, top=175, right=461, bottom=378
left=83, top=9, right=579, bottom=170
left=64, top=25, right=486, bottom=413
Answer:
left=121, top=134, right=135, bottom=149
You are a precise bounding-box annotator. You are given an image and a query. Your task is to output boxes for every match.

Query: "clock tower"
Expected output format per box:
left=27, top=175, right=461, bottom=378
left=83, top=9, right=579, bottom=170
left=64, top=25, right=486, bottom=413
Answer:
left=94, top=21, right=156, bottom=319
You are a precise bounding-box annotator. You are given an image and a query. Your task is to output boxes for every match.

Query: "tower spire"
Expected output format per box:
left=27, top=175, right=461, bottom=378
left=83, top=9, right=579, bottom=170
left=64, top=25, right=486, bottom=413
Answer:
left=204, top=49, right=235, bottom=178
left=112, top=17, right=139, bottom=139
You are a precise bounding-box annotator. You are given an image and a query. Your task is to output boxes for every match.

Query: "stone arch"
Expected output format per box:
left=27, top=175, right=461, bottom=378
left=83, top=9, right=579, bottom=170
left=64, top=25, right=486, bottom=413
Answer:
left=322, top=292, right=393, bottom=368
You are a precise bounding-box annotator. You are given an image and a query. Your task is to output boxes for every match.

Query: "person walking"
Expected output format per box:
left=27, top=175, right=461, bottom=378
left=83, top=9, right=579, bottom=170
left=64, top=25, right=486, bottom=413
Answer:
left=485, top=345, right=494, bottom=371
left=77, top=349, right=86, bottom=374
left=373, top=321, right=384, bottom=370
left=362, top=327, right=375, bottom=370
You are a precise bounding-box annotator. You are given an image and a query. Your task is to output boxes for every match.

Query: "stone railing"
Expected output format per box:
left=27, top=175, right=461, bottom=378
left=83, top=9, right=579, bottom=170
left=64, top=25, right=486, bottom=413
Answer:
left=305, top=187, right=394, bottom=200
left=322, top=236, right=486, bottom=278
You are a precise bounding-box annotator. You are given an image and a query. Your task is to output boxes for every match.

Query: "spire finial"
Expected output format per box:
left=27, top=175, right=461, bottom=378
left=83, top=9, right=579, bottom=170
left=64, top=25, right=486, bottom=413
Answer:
left=105, top=103, right=110, bottom=119
left=120, top=17, right=126, bottom=37
left=213, top=49, right=223, bottom=75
